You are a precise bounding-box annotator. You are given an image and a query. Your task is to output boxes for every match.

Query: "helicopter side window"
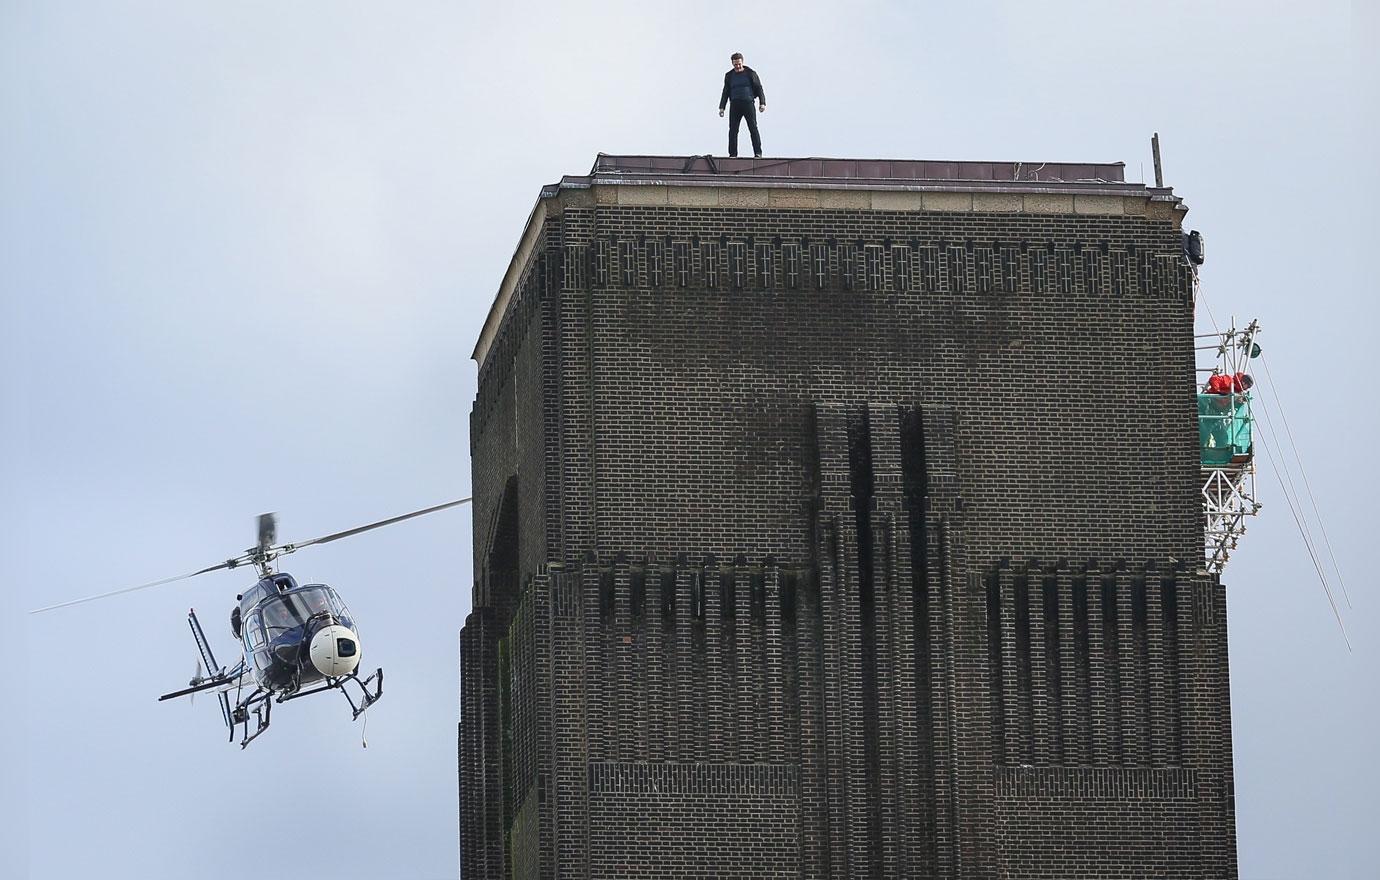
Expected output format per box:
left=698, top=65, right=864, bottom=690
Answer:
left=245, top=612, right=266, bottom=650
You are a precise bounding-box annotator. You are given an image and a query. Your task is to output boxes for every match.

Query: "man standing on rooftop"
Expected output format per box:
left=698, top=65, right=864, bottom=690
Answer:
left=718, top=52, right=766, bottom=158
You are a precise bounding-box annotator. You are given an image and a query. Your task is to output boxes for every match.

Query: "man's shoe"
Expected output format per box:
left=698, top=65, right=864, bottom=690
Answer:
left=754, top=153, right=762, bottom=158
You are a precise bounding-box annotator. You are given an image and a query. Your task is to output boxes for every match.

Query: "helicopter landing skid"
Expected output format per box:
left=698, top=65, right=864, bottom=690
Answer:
left=222, top=668, right=384, bottom=748
left=230, top=688, right=273, bottom=749
left=277, top=667, right=384, bottom=721
left=341, top=667, right=384, bottom=721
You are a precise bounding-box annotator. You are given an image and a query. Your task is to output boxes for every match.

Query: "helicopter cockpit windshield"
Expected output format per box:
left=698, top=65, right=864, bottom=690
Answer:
left=258, top=586, right=355, bottom=637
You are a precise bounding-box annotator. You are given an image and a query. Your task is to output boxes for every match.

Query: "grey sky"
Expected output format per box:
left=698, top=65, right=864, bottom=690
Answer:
left=2, top=1, right=1375, bottom=878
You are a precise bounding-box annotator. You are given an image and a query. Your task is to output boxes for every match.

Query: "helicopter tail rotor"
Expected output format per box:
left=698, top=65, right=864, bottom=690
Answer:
left=189, top=659, right=203, bottom=707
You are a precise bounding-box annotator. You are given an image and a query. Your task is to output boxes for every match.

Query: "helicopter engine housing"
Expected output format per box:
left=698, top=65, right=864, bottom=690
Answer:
left=309, top=624, right=361, bottom=678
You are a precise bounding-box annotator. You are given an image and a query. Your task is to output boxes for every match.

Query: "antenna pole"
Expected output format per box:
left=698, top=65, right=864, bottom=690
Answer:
left=1151, top=132, right=1163, bottom=188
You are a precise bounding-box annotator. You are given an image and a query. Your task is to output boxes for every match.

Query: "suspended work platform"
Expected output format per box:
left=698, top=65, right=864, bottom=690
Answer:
left=1197, top=320, right=1262, bottom=573
left=1198, top=392, right=1252, bottom=467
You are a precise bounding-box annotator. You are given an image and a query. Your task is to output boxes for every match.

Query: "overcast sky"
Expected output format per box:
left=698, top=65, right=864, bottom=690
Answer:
left=2, top=2, right=1376, bottom=878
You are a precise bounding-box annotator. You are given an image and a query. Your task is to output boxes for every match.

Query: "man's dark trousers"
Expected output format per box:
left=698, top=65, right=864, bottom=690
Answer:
left=728, top=98, right=762, bottom=157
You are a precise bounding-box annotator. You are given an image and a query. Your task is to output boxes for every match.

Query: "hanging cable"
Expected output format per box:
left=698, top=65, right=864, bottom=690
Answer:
left=1253, top=402, right=1352, bottom=651
left=1252, top=380, right=1333, bottom=598
left=1256, top=354, right=1353, bottom=610
left=1194, top=271, right=1222, bottom=338
left=1253, top=400, right=1328, bottom=589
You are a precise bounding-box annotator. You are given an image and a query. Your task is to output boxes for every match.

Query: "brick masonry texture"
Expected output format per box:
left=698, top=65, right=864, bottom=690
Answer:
left=459, top=160, right=1237, bottom=879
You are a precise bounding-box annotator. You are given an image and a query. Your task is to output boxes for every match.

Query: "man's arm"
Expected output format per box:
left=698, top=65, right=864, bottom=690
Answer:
left=719, top=72, right=731, bottom=111
left=751, top=69, right=766, bottom=108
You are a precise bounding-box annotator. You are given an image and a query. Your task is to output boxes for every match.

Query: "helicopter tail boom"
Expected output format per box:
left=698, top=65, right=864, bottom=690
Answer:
left=187, top=608, right=219, bottom=675
left=157, top=609, right=242, bottom=735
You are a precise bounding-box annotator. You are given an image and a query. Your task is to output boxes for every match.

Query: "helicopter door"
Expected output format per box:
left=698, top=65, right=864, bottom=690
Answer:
left=243, top=611, right=272, bottom=676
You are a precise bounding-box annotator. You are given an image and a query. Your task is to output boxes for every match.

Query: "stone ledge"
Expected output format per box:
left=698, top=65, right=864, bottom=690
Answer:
left=1023, top=193, right=1076, bottom=214
left=581, top=185, right=1143, bottom=217
left=1075, top=194, right=1125, bottom=215
left=718, top=187, right=770, bottom=208
left=923, top=192, right=974, bottom=212
left=617, top=184, right=668, bottom=206
left=973, top=193, right=1025, bottom=213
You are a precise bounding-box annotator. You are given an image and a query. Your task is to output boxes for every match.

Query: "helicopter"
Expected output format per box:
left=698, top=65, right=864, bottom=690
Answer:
left=31, top=498, right=470, bottom=747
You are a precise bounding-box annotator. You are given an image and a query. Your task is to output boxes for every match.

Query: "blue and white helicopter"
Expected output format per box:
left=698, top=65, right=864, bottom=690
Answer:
left=32, top=500, right=468, bottom=747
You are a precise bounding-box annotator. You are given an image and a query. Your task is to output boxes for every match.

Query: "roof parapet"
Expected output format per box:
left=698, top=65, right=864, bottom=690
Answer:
left=585, top=153, right=1129, bottom=185
left=474, top=154, right=1183, bottom=367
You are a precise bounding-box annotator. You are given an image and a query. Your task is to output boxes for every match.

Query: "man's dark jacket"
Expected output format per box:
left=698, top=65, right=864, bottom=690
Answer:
left=719, top=66, right=765, bottom=110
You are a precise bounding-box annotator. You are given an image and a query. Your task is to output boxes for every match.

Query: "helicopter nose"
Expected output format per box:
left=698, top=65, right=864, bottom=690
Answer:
left=309, top=624, right=361, bottom=678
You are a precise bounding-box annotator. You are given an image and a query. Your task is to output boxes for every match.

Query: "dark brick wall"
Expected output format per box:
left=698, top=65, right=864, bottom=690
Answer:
left=459, top=608, right=503, bottom=879
left=533, top=557, right=826, bottom=877
left=459, top=193, right=1237, bottom=879
left=470, top=238, right=549, bottom=591
left=587, top=763, right=801, bottom=878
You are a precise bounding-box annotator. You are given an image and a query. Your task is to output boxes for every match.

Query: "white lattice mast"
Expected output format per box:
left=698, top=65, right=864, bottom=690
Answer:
left=1195, top=317, right=1262, bottom=573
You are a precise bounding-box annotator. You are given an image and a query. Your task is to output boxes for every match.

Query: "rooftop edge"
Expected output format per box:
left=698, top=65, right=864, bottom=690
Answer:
left=577, top=153, right=1129, bottom=186
left=474, top=154, right=1180, bottom=367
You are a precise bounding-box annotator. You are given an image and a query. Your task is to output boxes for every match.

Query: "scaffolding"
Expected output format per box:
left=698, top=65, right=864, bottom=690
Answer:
left=1196, top=318, right=1262, bottom=573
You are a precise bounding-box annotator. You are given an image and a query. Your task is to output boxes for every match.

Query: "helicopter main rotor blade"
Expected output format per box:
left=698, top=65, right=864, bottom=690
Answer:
left=29, top=497, right=472, bottom=614
left=257, top=512, right=277, bottom=555
left=281, top=497, right=472, bottom=554
left=29, top=559, right=244, bottom=615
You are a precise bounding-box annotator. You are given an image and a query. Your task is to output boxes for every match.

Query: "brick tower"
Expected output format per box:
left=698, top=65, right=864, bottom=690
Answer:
left=459, top=155, right=1237, bottom=879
